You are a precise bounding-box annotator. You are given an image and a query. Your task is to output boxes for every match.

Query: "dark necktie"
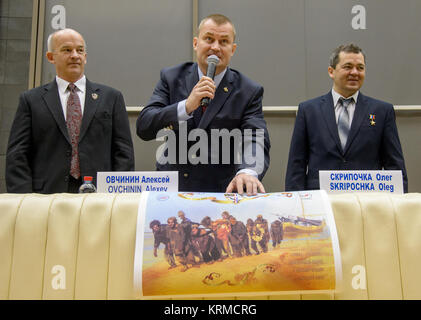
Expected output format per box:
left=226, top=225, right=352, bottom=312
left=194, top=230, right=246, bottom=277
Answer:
left=337, top=97, right=353, bottom=150
left=66, top=83, right=82, bottom=179
left=193, top=105, right=204, bottom=127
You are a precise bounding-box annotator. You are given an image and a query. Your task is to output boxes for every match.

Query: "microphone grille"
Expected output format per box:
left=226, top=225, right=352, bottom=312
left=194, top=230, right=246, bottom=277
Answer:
left=207, top=55, right=220, bottom=64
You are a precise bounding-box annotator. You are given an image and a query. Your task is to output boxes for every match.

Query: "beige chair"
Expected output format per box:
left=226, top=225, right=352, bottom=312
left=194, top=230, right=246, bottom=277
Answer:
left=0, top=193, right=420, bottom=300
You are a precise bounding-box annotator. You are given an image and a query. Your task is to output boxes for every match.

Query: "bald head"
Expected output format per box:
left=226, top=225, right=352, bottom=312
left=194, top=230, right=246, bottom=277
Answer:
left=47, top=28, right=86, bottom=53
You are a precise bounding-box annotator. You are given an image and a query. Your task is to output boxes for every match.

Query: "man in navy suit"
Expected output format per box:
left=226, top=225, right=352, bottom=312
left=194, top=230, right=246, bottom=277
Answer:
left=136, top=14, right=270, bottom=194
left=6, top=29, right=134, bottom=193
left=285, top=43, right=408, bottom=192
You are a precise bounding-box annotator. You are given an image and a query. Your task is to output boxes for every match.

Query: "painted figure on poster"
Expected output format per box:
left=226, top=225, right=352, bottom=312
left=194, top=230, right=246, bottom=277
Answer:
left=167, top=216, right=199, bottom=272
left=270, top=220, right=283, bottom=248
left=254, top=215, right=270, bottom=252
left=212, top=211, right=233, bottom=258
left=229, top=216, right=251, bottom=257
left=247, top=219, right=268, bottom=254
left=149, top=220, right=177, bottom=269
left=190, top=223, right=221, bottom=263
left=246, top=219, right=260, bottom=255
left=178, top=210, right=202, bottom=262
left=201, top=216, right=226, bottom=260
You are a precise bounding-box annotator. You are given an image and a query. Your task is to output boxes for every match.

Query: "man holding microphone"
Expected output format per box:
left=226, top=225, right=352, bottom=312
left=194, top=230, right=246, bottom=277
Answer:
left=137, top=14, right=270, bottom=194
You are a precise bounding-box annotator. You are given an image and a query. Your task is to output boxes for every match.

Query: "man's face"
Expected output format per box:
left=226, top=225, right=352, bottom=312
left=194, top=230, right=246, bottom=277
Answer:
left=46, top=29, right=87, bottom=83
left=193, top=19, right=237, bottom=75
left=328, top=51, right=366, bottom=98
left=168, top=218, right=176, bottom=228
left=221, top=211, right=230, bottom=219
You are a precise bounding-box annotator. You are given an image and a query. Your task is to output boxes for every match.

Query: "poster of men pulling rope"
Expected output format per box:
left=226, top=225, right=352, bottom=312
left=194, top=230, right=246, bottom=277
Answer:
left=134, top=190, right=342, bottom=299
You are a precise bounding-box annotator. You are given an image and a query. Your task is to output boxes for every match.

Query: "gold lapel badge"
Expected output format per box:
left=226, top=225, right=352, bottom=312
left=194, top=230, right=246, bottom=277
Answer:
left=369, top=114, right=376, bottom=126
left=92, top=93, right=98, bottom=100
left=223, top=87, right=229, bottom=93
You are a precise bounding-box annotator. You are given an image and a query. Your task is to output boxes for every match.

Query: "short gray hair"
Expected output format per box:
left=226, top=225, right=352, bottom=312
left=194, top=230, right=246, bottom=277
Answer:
left=47, top=32, right=55, bottom=52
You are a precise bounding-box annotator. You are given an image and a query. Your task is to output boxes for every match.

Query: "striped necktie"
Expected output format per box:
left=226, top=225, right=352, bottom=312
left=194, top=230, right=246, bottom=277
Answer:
left=337, top=97, right=353, bottom=150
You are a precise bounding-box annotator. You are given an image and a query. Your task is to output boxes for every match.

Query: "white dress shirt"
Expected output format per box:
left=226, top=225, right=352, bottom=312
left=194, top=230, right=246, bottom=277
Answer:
left=331, top=88, right=359, bottom=126
left=56, top=75, right=86, bottom=120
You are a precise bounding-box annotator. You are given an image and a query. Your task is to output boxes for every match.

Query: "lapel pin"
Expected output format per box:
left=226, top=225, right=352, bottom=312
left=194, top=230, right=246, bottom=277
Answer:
left=369, top=114, right=376, bottom=126
left=224, top=87, right=229, bottom=93
left=92, top=93, right=98, bottom=100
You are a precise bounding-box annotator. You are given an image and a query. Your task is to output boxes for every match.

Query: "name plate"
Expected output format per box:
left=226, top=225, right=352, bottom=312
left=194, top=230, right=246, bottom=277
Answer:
left=96, top=171, right=178, bottom=193
left=319, top=170, right=403, bottom=194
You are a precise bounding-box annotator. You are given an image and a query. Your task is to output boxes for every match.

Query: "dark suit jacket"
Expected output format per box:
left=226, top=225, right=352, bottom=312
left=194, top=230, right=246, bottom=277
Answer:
left=285, top=91, right=408, bottom=192
left=6, top=79, right=134, bottom=193
left=136, top=62, right=270, bottom=192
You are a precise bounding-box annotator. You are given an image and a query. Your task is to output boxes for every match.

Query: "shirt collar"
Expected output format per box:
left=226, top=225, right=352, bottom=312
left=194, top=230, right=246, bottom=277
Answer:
left=197, top=65, right=227, bottom=89
left=56, top=75, right=86, bottom=94
left=331, top=88, right=359, bottom=108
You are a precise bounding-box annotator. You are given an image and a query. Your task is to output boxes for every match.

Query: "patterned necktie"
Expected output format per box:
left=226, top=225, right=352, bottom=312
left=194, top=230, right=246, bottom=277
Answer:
left=337, top=97, right=353, bottom=150
left=66, top=83, right=82, bottom=179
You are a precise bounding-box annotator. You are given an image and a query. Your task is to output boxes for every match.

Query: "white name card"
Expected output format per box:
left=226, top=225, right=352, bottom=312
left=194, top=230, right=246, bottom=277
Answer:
left=319, top=170, right=403, bottom=194
left=96, top=171, right=178, bottom=193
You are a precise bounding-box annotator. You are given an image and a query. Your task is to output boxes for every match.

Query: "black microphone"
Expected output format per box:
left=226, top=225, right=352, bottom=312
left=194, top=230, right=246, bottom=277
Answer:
left=200, top=54, right=220, bottom=107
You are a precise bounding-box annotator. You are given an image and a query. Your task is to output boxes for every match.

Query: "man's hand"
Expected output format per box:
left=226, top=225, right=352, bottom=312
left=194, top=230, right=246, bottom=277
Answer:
left=153, top=248, right=157, bottom=257
left=185, top=76, right=216, bottom=114
left=225, top=173, right=266, bottom=196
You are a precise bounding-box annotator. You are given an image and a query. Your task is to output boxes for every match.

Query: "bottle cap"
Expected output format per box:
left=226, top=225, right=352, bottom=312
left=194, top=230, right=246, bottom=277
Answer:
left=84, top=176, right=93, bottom=182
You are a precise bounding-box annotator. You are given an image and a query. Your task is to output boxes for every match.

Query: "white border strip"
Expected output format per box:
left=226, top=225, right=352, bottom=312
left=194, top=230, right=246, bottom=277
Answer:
left=320, top=190, right=343, bottom=293
left=133, top=191, right=150, bottom=299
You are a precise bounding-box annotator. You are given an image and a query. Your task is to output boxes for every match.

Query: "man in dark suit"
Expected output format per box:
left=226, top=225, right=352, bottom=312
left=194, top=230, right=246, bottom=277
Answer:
left=6, top=28, right=134, bottom=193
left=285, top=43, right=408, bottom=192
left=136, top=14, right=270, bottom=194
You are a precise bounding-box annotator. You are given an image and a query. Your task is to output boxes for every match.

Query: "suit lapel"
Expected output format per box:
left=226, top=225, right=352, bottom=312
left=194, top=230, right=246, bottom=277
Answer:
left=344, top=92, right=366, bottom=153
left=42, top=80, right=70, bottom=144
left=79, top=79, right=100, bottom=142
left=320, top=92, right=343, bottom=152
left=185, top=64, right=199, bottom=95
left=185, top=65, right=201, bottom=126
left=198, top=68, right=234, bottom=129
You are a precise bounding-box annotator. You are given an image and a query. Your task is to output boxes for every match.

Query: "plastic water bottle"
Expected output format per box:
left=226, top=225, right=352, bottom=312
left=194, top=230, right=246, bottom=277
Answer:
left=79, top=176, right=96, bottom=193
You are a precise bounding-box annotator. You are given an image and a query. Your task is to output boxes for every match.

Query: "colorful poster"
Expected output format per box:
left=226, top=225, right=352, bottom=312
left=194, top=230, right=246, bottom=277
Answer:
left=134, top=191, right=342, bottom=299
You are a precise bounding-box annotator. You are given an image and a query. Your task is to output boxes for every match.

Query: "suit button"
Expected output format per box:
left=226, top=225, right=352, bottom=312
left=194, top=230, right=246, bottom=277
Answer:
left=342, top=159, right=347, bottom=163
left=64, top=176, right=69, bottom=182
left=66, top=150, right=71, bottom=157
left=184, top=173, right=189, bottom=178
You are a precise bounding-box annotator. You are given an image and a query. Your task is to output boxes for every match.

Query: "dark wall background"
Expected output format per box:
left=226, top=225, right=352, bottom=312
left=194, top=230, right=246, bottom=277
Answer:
left=0, top=0, right=33, bottom=192
left=40, top=0, right=421, bottom=107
